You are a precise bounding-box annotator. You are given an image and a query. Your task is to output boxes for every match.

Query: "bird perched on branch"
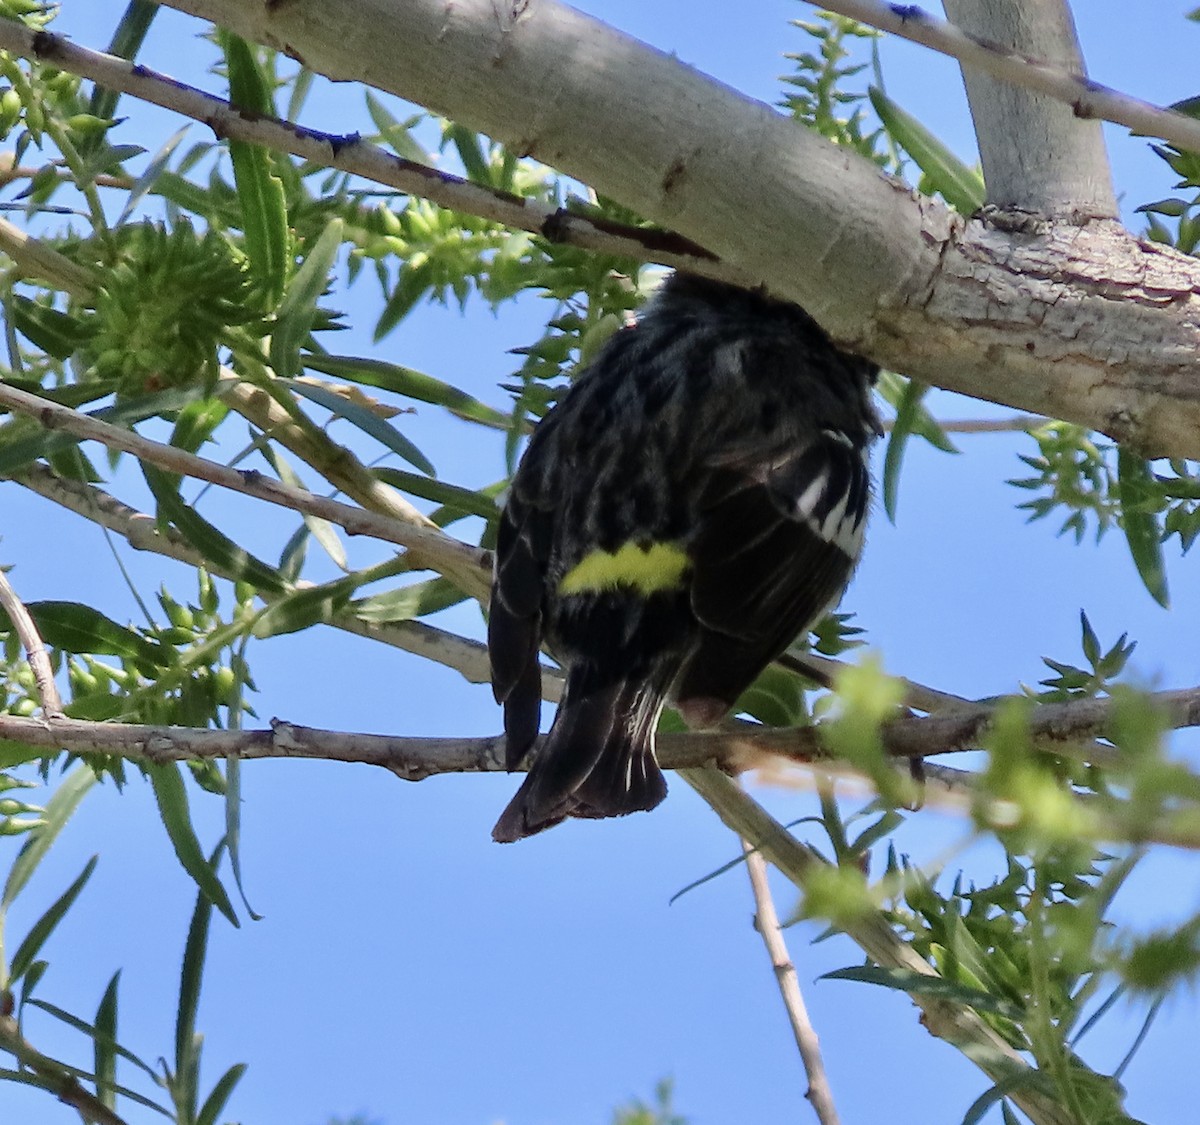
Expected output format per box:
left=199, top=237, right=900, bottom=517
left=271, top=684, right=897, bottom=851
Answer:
left=488, top=273, right=880, bottom=843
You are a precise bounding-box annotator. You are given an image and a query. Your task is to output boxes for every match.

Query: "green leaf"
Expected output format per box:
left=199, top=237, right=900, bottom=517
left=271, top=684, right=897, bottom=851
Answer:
left=1116, top=448, right=1169, bottom=607
left=868, top=86, right=986, bottom=213
left=2, top=765, right=96, bottom=908
left=265, top=447, right=347, bottom=570
left=90, top=1, right=159, bottom=123
left=364, top=91, right=428, bottom=163
left=283, top=377, right=436, bottom=477
left=821, top=965, right=1024, bottom=1019
left=302, top=353, right=510, bottom=429
left=223, top=754, right=262, bottom=922
left=14, top=602, right=163, bottom=669
left=94, top=971, right=120, bottom=1109
left=251, top=578, right=357, bottom=638
left=169, top=397, right=230, bottom=456
left=269, top=217, right=344, bottom=380
left=147, top=763, right=238, bottom=927
left=373, top=466, right=501, bottom=520
left=353, top=577, right=467, bottom=623
left=142, top=466, right=288, bottom=594
left=115, top=124, right=189, bottom=227
left=445, top=123, right=491, bottom=185
left=882, top=377, right=931, bottom=521
left=28, top=998, right=163, bottom=1084
left=9, top=296, right=92, bottom=360
left=9, top=856, right=98, bottom=983
left=196, top=1063, right=248, bottom=1125
left=734, top=664, right=806, bottom=727
left=222, top=33, right=289, bottom=305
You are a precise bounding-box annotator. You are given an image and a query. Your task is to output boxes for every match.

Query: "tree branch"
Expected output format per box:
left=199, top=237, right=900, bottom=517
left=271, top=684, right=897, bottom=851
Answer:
left=143, top=0, right=1200, bottom=461
left=1, top=682, right=1194, bottom=779
left=941, top=0, right=1115, bottom=217
left=0, top=1013, right=131, bottom=1125
left=0, top=22, right=730, bottom=280
left=809, top=1, right=1200, bottom=159
left=0, top=568, right=63, bottom=716
left=0, top=381, right=491, bottom=600
left=679, top=768, right=1075, bottom=1125
left=742, top=839, right=840, bottom=1124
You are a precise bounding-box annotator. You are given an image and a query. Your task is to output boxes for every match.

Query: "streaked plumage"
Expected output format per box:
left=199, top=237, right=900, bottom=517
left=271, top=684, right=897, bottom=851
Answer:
left=488, top=273, right=880, bottom=842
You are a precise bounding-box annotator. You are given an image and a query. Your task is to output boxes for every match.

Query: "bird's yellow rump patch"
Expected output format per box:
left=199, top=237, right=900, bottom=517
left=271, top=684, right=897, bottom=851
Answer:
left=559, top=541, right=689, bottom=596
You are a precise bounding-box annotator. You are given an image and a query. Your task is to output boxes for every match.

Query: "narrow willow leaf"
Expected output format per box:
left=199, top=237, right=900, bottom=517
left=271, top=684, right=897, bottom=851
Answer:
left=196, top=1063, right=248, bottom=1125
left=147, top=764, right=238, bottom=927
left=29, top=998, right=161, bottom=1082
left=90, top=0, right=159, bottom=121
left=169, top=397, right=230, bottom=456
left=445, top=123, right=491, bottom=184
left=2, top=766, right=96, bottom=908
left=874, top=370, right=958, bottom=453
left=142, top=466, right=288, bottom=594
left=869, top=86, right=986, bottom=213
left=251, top=579, right=357, bottom=638
left=735, top=664, right=806, bottom=727
left=94, top=971, right=120, bottom=1109
left=115, top=124, right=189, bottom=227
left=373, top=466, right=501, bottom=520
left=18, top=602, right=163, bottom=669
left=223, top=755, right=262, bottom=922
left=364, top=91, right=428, bottom=163
left=1117, top=448, right=1170, bottom=607
left=8, top=296, right=91, bottom=359
left=10, top=856, right=98, bottom=982
left=821, top=965, right=1023, bottom=1019
left=354, top=577, right=467, bottom=623
left=303, top=353, right=509, bottom=429
left=222, top=33, right=288, bottom=304
left=269, top=217, right=344, bottom=380
left=176, top=839, right=227, bottom=1116
left=882, top=377, right=930, bottom=522
left=283, top=377, right=436, bottom=477
left=266, top=447, right=347, bottom=570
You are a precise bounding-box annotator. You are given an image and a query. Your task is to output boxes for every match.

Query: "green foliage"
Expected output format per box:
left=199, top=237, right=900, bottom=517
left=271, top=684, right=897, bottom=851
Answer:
left=612, top=1078, right=688, bottom=1125
left=0, top=5, right=1195, bottom=1125
left=781, top=12, right=891, bottom=165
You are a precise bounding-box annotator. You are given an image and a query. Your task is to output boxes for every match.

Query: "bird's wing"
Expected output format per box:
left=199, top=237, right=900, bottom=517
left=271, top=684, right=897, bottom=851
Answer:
left=674, top=428, right=869, bottom=710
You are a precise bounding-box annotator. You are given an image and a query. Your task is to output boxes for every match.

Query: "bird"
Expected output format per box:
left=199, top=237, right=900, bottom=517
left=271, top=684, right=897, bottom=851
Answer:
left=487, top=272, right=880, bottom=842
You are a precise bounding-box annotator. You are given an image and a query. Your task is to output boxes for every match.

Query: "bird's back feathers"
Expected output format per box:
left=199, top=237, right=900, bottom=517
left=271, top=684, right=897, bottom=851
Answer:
left=488, top=274, right=879, bottom=841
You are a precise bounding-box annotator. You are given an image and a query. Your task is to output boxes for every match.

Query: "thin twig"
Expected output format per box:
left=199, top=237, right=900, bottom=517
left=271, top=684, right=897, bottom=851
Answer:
left=0, top=380, right=491, bottom=600
left=881, top=414, right=1048, bottom=435
left=807, top=0, right=1200, bottom=155
left=0, top=1014, right=131, bottom=1125
left=0, top=23, right=733, bottom=281
left=5, top=461, right=559, bottom=697
left=742, top=839, right=840, bottom=1124
left=0, top=567, right=63, bottom=716
left=679, top=767, right=1075, bottom=1125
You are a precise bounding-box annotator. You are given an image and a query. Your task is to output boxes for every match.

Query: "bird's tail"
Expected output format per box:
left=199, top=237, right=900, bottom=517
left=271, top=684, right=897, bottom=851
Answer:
left=492, top=664, right=670, bottom=843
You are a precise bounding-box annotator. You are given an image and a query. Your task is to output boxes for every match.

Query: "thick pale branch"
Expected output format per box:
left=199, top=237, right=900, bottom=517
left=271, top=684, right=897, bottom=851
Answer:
left=941, top=0, right=1115, bottom=217
left=813, top=1, right=1200, bottom=160
left=0, top=381, right=491, bottom=599
left=145, top=0, right=1200, bottom=460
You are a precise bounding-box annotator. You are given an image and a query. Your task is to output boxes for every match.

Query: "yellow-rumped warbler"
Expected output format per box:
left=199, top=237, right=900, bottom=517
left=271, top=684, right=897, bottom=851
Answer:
left=489, top=273, right=880, bottom=842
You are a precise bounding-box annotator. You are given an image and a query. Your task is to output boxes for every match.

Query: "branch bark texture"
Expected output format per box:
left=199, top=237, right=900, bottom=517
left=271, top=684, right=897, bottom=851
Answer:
left=148, top=0, right=1200, bottom=459
left=942, top=0, right=1116, bottom=216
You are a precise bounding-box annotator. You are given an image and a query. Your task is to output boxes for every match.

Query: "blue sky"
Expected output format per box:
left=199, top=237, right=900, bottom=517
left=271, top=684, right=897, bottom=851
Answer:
left=4, top=3, right=1200, bottom=1123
